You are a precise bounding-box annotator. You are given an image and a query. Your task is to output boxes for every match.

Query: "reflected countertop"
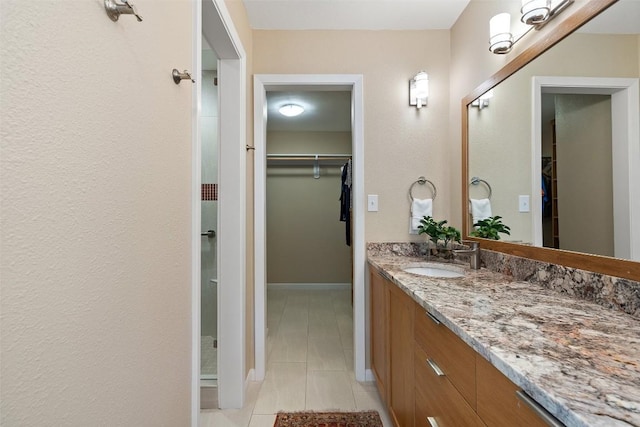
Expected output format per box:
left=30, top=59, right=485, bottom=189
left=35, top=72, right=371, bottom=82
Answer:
left=368, top=253, right=640, bottom=427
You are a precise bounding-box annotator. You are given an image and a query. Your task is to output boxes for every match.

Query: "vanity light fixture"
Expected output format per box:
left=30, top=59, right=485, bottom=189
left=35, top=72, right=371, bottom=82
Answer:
left=521, top=0, right=549, bottom=25
left=490, top=0, right=573, bottom=55
left=409, top=71, right=429, bottom=109
left=471, top=90, right=494, bottom=109
left=489, top=13, right=513, bottom=54
left=278, top=104, right=304, bottom=117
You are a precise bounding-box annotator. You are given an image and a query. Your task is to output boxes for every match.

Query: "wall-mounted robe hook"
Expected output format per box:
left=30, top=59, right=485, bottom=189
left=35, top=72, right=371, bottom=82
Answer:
left=172, top=69, right=195, bottom=84
left=104, top=0, right=142, bottom=22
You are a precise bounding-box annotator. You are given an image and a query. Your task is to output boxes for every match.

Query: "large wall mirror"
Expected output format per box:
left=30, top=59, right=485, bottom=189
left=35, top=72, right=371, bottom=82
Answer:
left=463, top=0, right=640, bottom=280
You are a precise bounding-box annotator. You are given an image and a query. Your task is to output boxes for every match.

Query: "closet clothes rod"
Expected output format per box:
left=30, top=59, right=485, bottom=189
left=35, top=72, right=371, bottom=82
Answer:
left=266, top=153, right=352, bottom=160
left=266, top=153, right=351, bottom=179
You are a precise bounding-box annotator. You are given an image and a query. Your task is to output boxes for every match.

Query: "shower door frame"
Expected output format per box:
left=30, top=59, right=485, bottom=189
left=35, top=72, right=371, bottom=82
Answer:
left=192, top=0, right=248, bottom=420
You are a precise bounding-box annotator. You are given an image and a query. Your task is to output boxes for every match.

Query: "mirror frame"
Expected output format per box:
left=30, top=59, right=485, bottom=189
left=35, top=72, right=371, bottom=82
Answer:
left=462, top=0, right=640, bottom=282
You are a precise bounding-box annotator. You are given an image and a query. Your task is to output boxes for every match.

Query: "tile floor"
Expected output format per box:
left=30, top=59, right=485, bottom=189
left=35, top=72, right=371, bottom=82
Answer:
left=200, top=287, right=393, bottom=427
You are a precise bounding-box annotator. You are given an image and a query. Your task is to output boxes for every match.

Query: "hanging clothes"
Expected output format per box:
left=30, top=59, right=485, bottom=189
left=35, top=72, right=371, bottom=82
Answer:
left=339, top=159, right=352, bottom=246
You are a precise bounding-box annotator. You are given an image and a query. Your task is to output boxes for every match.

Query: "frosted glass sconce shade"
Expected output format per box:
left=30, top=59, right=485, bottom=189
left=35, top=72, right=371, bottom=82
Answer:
left=521, top=0, right=550, bottom=24
left=489, top=13, right=513, bottom=54
left=409, top=71, right=429, bottom=109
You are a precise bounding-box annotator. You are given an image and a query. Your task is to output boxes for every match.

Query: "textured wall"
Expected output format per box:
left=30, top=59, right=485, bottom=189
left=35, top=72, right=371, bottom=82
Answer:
left=254, top=30, right=452, bottom=242
left=0, top=1, right=193, bottom=425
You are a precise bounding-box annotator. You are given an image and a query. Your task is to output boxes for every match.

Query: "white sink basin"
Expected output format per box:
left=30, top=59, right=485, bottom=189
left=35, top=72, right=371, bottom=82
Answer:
left=403, top=266, right=464, bottom=278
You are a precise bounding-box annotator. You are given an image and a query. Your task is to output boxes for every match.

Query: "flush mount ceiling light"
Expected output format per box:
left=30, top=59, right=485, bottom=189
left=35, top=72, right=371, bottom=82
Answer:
left=490, top=0, right=573, bottom=55
left=409, top=71, right=429, bottom=109
left=278, top=104, right=304, bottom=117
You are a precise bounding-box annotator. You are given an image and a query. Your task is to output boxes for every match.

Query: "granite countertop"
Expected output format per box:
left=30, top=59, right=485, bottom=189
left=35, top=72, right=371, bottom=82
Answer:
left=368, top=253, right=640, bottom=427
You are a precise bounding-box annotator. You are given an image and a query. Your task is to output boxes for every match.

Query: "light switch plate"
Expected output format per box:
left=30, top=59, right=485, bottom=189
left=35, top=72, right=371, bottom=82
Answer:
left=519, top=195, right=530, bottom=212
left=368, top=195, right=379, bottom=212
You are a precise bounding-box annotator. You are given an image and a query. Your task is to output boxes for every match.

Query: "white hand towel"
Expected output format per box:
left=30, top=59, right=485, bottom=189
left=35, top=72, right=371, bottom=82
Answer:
left=411, top=198, right=433, bottom=232
left=470, top=198, right=492, bottom=224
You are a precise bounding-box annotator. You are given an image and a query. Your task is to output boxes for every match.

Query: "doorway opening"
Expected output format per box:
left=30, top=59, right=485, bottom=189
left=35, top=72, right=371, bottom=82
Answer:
left=531, top=76, right=640, bottom=260
left=253, top=75, right=366, bottom=383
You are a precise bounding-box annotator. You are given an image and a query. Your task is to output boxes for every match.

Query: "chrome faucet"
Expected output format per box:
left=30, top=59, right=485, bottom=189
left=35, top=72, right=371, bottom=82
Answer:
left=452, top=240, right=481, bottom=270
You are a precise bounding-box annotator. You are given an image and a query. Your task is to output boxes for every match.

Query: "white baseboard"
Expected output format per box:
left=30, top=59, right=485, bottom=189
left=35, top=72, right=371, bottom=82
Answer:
left=365, top=369, right=375, bottom=382
left=267, top=282, right=352, bottom=290
left=245, top=368, right=255, bottom=386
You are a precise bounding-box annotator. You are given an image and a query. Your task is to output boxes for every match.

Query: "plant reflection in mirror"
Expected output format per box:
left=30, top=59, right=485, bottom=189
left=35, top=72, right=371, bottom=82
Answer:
left=470, top=216, right=511, bottom=240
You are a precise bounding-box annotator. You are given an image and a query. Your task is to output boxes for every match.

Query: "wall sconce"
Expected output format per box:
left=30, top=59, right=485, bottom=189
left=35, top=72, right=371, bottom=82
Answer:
left=471, top=90, right=494, bottom=109
left=489, top=13, right=513, bottom=54
left=490, top=0, right=573, bottom=54
left=279, top=104, right=305, bottom=117
left=409, top=71, right=429, bottom=109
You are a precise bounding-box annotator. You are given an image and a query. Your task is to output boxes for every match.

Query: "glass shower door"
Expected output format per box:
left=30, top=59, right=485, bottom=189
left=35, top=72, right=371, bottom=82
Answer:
left=201, top=65, right=219, bottom=384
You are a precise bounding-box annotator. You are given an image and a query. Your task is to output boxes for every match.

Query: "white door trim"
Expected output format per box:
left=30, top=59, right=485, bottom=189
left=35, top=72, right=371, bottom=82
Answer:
left=253, top=74, right=366, bottom=382
left=531, top=76, right=640, bottom=260
left=193, top=0, right=247, bottom=421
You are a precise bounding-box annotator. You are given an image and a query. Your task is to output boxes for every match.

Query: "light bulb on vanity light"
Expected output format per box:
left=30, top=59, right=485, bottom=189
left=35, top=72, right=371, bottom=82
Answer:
left=489, top=13, right=513, bottom=54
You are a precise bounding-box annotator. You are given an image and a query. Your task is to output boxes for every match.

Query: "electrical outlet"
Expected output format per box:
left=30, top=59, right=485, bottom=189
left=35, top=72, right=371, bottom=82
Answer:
left=368, top=195, right=379, bottom=212
left=519, top=195, right=530, bottom=212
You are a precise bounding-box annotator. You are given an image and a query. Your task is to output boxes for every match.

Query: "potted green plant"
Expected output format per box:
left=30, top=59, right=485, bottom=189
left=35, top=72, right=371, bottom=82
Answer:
left=470, top=216, right=511, bottom=240
left=418, top=216, right=462, bottom=259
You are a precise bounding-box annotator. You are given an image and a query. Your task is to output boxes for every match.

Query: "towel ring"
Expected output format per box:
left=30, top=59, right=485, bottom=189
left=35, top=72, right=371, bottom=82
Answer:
left=469, top=176, right=492, bottom=199
left=409, top=176, right=437, bottom=201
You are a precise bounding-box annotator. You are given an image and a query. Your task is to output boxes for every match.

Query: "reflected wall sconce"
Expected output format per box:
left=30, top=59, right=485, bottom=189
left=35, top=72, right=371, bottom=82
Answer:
left=409, top=71, right=429, bottom=109
left=490, top=0, right=574, bottom=54
left=279, top=104, right=305, bottom=117
left=471, top=90, right=494, bottom=109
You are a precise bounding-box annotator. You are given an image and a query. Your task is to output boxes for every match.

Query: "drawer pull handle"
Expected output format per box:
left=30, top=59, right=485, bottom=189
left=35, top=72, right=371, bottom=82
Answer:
left=427, top=417, right=440, bottom=427
left=515, top=391, right=565, bottom=427
left=427, top=358, right=445, bottom=376
left=426, top=311, right=441, bottom=325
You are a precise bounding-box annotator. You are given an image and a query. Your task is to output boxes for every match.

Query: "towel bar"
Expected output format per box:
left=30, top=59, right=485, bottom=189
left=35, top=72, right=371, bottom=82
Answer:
left=409, top=176, right=437, bottom=201
left=469, top=176, right=492, bottom=199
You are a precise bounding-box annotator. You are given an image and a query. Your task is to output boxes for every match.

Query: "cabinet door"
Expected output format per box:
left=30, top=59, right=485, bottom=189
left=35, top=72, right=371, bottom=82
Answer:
left=476, top=355, right=552, bottom=427
left=388, top=283, right=415, bottom=427
left=415, top=305, right=477, bottom=409
left=415, top=345, right=486, bottom=427
left=370, top=268, right=388, bottom=401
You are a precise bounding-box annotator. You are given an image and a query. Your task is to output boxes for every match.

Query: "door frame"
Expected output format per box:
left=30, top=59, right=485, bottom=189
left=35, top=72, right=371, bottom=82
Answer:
left=192, top=0, right=247, bottom=420
left=253, top=74, right=367, bottom=382
left=531, top=76, right=640, bottom=259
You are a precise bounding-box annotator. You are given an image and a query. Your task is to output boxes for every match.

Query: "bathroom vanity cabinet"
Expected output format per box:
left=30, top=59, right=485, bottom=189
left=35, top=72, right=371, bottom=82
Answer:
left=369, top=264, right=551, bottom=427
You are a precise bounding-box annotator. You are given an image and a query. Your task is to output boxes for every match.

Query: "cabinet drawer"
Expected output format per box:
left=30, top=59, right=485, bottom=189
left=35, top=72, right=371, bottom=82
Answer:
left=415, top=305, right=477, bottom=408
left=415, top=345, right=486, bottom=427
left=476, top=355, right=557, bottom=427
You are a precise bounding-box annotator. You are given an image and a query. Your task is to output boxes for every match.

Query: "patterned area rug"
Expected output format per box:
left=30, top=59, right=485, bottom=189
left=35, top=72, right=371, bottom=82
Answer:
left=273, top=411, right=383, bottom=427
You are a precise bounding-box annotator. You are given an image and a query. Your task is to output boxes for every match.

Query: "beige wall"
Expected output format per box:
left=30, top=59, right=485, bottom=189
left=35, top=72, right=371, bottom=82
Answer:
left=254, top=30, right=452, bottom=242
left=267, top=132, right=352, bottom=283
left=556, top=94, right=613, bottom=256
left=1, top=1, right=192, bottom=425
